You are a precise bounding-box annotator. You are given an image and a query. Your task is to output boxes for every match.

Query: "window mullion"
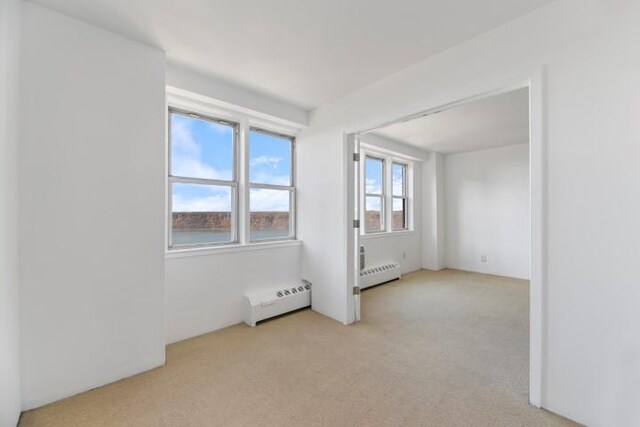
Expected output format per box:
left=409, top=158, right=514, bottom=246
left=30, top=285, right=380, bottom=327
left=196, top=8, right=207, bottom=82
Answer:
left=169, top=176, right=238, bottom=187
left=384, top=156, right=391, bottom=232
left=250, top=183, right=294, bottom=191
left=239, top=118, right=250, bottom=245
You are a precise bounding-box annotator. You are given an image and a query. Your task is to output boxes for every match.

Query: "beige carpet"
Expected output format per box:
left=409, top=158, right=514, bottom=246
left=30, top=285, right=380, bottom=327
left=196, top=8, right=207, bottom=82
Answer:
left=20, top=269, right=576, bottom=426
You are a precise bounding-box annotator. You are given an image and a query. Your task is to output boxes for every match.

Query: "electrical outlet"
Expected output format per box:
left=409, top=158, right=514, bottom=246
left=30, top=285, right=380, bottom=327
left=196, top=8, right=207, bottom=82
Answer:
left=480, top=255, right=487, bottom=263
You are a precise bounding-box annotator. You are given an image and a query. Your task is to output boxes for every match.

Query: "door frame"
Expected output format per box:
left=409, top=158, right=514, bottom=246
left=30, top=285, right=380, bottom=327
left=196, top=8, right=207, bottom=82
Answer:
left=345, top=69, right=546, bottom=408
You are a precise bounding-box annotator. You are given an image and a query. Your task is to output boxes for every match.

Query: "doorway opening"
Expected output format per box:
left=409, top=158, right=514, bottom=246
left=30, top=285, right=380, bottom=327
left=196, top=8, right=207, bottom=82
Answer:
left=346, top=78, right=544, bottom=407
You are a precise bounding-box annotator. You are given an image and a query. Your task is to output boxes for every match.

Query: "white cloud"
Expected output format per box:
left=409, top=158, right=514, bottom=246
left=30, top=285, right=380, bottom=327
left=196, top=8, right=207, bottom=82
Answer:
left=207, top=121, right=233, bottom=135
left=366, top=196, right=381, bottom=211
left=392, top=198, right=404, bottom=210
left=171, top=118, right=201, bottom=153
left=251, top=172, right=290, bottom=186
left=173, top=187, right=290, bottom=213
left=365, top=178, right=382, bottom=194
left=250, top=155, right=282, bottom=169
left=172, top=158, right=230, bottom=181
left=392, top=176, right=403, bottom=195
left=250, top=188, right=289, bottom=212
left=171, top=116, right=230, bottom=180
left=172, top=188, right=231, bottom=213
left=392, top=165, right=405, bottom=195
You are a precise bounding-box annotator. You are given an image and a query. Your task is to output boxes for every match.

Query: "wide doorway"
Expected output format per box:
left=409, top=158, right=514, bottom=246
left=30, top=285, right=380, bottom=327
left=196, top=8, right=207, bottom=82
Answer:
left=348, top=85, right=541, bottom=405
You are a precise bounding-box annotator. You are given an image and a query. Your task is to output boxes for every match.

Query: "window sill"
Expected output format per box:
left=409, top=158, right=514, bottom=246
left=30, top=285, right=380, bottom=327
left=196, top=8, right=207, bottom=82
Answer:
left=360, top=230, right=415, bottom=241
left=166, top=239, right=302, bottom=259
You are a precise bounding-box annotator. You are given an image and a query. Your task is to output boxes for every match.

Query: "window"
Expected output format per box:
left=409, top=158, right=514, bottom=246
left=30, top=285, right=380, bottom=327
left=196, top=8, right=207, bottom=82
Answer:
left=361, top=150, right=412, bottom=234
left=168, top=108, right=296, bottom=250
left=169, top=110, right=238, bottom=247
left=248, top=129, right=295, bottom=241
left=364, top=156, right=385, bottom=232
left=392, top=163, right=408, bottom=230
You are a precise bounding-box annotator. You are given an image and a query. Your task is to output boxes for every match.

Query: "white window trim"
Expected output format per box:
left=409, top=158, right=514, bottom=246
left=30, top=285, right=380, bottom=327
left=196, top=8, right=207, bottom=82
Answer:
left=166, top=239, right=302, bottom=259
left=168, top=108, right=240, bottom=249
left=360, top=147, right=414, bottom=236
left=391, top=162, right=409, bottom=231
left=166, top=88, right=302, bottom=256
left=363, top=155, right=386, bottom=233
left=247, top=127, right=296, bottom=243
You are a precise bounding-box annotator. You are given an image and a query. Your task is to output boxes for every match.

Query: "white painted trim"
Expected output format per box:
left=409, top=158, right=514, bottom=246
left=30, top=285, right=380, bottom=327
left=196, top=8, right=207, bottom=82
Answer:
left=528, top=67, right=546, bottom=409
left=345, top=75, right=544, bottom=408
left=166, top=88, right=299, bottom=252
left=360, top=230, right=415, bottom=240
left=165, top=239, right=302, bottom=259
left=360, top=147, right=415, bottom=235
left=345, top=132, right=359, bottom=324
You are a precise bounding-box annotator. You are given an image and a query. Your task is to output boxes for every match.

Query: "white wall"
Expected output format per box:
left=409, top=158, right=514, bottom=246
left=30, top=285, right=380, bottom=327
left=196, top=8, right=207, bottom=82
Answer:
left=444, top=144, right=530, bottom=279
left=166, top=244, right=302, bottom=344
left=359, top=133, right=426, bottom=275
left=167, top=63, right=309, bottom=128
left=297, top=127, right=349, bottom=323
left=300, top=0, right=640, bottom=424
left=19, top=3, right=166, bottom=409
left=0, top=0, right=21, bottom=425
left=361, top=233, right=421, bottom=275
left=422, top=152, right=446, bottom=271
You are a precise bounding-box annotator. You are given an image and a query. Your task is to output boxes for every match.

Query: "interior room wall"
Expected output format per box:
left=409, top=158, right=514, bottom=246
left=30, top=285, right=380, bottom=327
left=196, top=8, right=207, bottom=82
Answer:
left=0, top=0, right=22, bottom=425
left=444, top=144, right=530, bottom=279
left=164, top=69, right=307, bottom=344
left=422, top=152, right=446, bottom=271
left=299, top=0, right=640, bottom=424
left=166, top=63, right=309, bottom=127
left=297, top=125, right=352, bottom=323
left=19, top=3, right=166, bottom=409
left=165, top=244, right=302, bottom=344
left=359, top=133, right=427, bottom=275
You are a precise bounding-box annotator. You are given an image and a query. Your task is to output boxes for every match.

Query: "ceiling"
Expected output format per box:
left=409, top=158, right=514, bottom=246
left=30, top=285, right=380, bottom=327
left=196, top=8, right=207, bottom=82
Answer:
left=30, top=0, right=555, bottom=110
left=372, top=88, right=529, bottom=154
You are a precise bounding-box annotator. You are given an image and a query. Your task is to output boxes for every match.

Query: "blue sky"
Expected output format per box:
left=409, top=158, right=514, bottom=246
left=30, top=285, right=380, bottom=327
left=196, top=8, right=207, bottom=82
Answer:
left=171, top=113, right=290, bottom=212
left=249, top=131, right=291, bottom=186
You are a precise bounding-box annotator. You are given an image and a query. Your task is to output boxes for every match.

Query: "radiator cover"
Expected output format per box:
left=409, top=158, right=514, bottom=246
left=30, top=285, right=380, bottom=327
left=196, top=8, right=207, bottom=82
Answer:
left=244, top=281, right=311, bottom=327
left=360, top=262, right=401, bottom=289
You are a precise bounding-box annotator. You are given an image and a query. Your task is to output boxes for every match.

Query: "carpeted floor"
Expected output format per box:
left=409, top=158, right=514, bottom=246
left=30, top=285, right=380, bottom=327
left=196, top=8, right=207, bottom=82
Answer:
left=20, top=269, right=576, bottom=426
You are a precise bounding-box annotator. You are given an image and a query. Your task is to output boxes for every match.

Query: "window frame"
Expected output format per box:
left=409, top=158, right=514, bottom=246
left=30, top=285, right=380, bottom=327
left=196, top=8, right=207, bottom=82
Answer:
left=247, top=127, right=296, bottom=242
left=391, top=162, right=409, bottom=231
left=363, top=155, right=386, bottom=234
left=167, top=108, right=240, bottom=249
left=167, top=103, right=297, bottom=252
left=360, top=148, right=413, bottom=236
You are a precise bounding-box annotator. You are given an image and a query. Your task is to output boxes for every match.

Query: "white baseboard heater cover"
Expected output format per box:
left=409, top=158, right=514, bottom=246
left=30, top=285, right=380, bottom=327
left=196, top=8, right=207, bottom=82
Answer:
left=244, top=280, right=311, bottom=327
left=360, top=262, right=401, bottom=289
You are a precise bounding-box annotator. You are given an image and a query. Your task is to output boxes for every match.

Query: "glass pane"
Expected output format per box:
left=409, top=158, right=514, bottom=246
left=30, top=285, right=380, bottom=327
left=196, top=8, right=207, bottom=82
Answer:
left=392, top=163, right=406, bottom=196
left=393, top=197, right=407, bottom=230
left=365, top=196, right=383, bottom=232
left=171, top=183, right=233, bottom=246
left=250, top=188, right=291, bottom=240
left=249, top=130, right=292, bottom=186
left=365, top=157, right=383, bottom=195
left=170, top=112, right=234, bottom=181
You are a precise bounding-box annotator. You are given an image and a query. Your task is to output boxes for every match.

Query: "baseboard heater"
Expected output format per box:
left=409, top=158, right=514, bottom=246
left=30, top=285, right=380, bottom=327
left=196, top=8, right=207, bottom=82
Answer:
left=244, top=280, right=312, bottom=327
left=360, top=261, right=401, bottom=290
